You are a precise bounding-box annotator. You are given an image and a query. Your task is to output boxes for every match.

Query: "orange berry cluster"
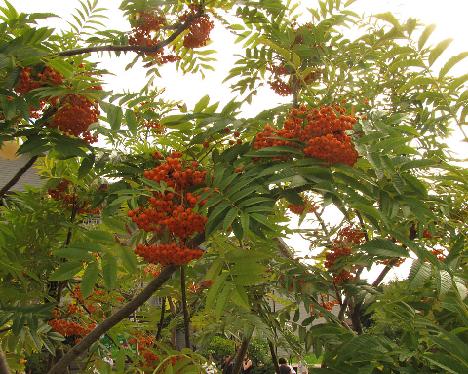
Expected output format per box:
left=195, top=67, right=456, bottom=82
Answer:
left=129, top=12, right=180, bottom=64
left=254, top=105, right=359, bottom=166
left=15, top=66, right=63, bottom=95
left=188, top=279, right=214, bottom=293
left=135, top=243, right=203, bottom=265
left=288, top=195, right=318, bottom=215
left=128, top=192, right=206, bottom=238
left=15, top=66, right=63, bottom=118
left=143, top=263, right=161, bottom=277
left=48, top=94, right=99, bottom=142
left=142, top=154, right=206, bottom=190
left=324, top=226, right=366, bottom=284
left=431, top=248, right=446, bottom=261
left=336, top=225, right=366, bottom=245
left=144, top=120, right=166, bottom=134
left=48, top=179, right=101, bottom=215
left=129, top=334, right=160, bottom=368
left=378, top=257, right=405, bottom=267
left=129, top=153, right=207, bottom=265
left=182, top=15, right=214, bottom=49
left=48, top=319, right=95, bottom=338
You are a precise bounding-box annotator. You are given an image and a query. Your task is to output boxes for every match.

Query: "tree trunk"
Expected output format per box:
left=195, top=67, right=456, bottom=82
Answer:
left=268, top=339, right=280, bottom=374
left=232, top=329, right=254, bottom=374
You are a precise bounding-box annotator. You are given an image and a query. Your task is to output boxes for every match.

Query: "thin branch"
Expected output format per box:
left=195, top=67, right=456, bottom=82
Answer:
left=180, top=266, right=191, bottom=349
left=47, top=265, right=177, bottom=374
left=155, top=297, right=166, bottom=340
left=57, top=11, right=202, bottom=57
left=0, top=155, right=38, bottom=200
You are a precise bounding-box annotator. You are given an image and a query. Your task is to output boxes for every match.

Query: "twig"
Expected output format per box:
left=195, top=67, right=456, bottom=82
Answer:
left=57, top=11, right=202, bottom=57
left=155, top=297, right=166, bottom=340
left=0, top=155, right=38, bottom=200
left=180, top=266, right=191, bottom=349
left=47, top=265, right=177, bottom=374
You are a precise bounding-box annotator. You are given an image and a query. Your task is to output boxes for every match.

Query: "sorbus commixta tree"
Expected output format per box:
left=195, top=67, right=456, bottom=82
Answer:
left=0, top=1, right=466, bottom=374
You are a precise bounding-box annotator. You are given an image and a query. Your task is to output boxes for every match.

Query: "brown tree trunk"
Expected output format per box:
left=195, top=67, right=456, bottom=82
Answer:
left=232, top=329, right=253, bottom=374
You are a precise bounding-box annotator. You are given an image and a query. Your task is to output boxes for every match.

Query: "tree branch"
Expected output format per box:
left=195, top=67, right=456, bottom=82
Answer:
left=0, top=155, right=38, bottom=200
left=180, top=266, right=191, bottom=349
left=57, top=11, right=202, bottom=57
left=47, top=265, right=177, bottom=374
left=155, top=297, right=166, bottom=340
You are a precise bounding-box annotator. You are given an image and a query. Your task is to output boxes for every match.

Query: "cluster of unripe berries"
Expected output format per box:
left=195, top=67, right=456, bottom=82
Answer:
left=254, top=104, right=359, bottom=166
left=324, top=226, right=365, bottom=284
left=129, top=152, right=207, bottom=265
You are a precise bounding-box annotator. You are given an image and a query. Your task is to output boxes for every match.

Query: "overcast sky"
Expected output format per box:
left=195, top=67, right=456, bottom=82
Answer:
left=9, top=0, right=467, bottom=282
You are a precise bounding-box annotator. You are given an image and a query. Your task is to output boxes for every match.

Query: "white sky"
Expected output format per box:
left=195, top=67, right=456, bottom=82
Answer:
left=10, top=0, right=467, bottom=283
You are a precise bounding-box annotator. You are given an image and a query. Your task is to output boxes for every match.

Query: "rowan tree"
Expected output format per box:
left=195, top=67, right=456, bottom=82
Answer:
left=0, top=0, right=466, bottom=373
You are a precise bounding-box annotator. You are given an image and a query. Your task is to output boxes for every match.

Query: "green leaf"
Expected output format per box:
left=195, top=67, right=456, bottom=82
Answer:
left=418, top=24, right=436, bottom=50
left=428, top=38, right=453, bottom=66
left=102, top=254, right=117, bottom=289
left=125, top=109, right=138, bottom=135
left=78, top=154, right=95, bottom=178
left=49, top=261, right=82, bottom=281
left=360, top=239, right=409, bottom=258
left=439, top=51, right=468, bottom=77
left=193, top=94, right=210, bottom=112
left=81, top=262, right=99, bottom=298
left=223, top=207, right=239, bottom=231
left=117, top=246, right=138, bottom=273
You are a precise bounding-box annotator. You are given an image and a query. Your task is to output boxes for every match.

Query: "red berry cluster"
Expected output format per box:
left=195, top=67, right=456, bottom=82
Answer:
left=183, top=15, right=214, bottom=49
left=254, top=105, right=359, bottom=166
left=48, top=94, right=99, bottom=142
left=135, top=243, right=203, bottom=265
left=129, top=12, right=180, bottom=64
left=129, top=153, right=207, bottom=265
